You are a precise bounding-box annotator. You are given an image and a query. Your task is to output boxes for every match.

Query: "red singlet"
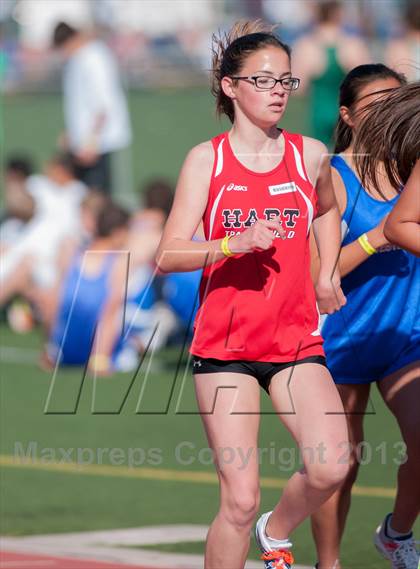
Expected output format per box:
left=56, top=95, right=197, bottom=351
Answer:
left=190, top=130, right=324, bottom=362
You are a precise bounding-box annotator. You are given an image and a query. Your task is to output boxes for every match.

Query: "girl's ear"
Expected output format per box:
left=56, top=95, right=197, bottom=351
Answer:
left=339, top=105, right=354, bottom=128
left=221, top=76, right=236, bottom=101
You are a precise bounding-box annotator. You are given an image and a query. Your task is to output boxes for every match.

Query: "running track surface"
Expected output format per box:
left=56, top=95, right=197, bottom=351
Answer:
left=0, top=551, right=158, bottom=569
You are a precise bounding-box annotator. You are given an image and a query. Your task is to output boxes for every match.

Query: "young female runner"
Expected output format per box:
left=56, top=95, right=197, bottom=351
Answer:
left=156, top=21, right=349, bottom=569
left=310, top=66, right=419, bottom=569
left=353, top=82, right=420, bottom=257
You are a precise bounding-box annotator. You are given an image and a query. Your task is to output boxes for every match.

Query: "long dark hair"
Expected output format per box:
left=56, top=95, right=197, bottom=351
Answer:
left=211, top=20, right=291, bottom=123
left=354, top=81, right=420, bottom=193
left=334, top=64, right=406, bottom=154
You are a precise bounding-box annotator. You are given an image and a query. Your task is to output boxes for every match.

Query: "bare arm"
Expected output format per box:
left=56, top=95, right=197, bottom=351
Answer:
left=384, top=160, right=420, bottom=256
left=155, top=142, right=227, bottom=273
left=155, top=142, right=284, bottom=273
left=89, top=253, right=129, bottom=373
left=304, top=138, right=346, bottom=314
left=41, top=237, right=78, bottom=332
left=312, top=163, right=393, bottom=278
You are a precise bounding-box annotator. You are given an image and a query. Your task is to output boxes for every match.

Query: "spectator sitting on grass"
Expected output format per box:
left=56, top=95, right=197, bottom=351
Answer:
left=0, top=155, right=35, bottom=252
left=0, top=153, right=87, bottom=328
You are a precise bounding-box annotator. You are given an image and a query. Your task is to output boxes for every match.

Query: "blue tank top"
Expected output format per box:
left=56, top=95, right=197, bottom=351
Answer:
left=322, top=156, right=419, bottom=368
left=50, top=251, right=116, bottom=365
left=162, top=270, right=202, bottom=331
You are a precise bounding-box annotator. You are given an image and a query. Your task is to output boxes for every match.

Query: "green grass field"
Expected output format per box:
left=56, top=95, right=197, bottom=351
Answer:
left=1, top=90, right=418, bottom=568
left=1, top=324, right=418, bottom=568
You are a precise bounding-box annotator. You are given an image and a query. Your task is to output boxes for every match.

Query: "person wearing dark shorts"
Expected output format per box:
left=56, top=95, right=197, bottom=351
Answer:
left=155, top=20, right=349, bottom=569
left=72, top=152, right=111, bottom=194
left=192, top=355, right=328, bottom=394
left=52, top=22, right=131, bottom=195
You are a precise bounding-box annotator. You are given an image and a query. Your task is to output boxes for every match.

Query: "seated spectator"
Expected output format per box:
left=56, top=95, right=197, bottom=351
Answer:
left=45, top=201, right=171, bottom=375
left=0, top=153, right=87, bottom=313
left=0, top=155, right=35, bottom=251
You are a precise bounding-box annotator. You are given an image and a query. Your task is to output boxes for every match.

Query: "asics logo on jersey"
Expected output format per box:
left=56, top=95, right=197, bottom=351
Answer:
left=227, top=183, right=248, bottom=192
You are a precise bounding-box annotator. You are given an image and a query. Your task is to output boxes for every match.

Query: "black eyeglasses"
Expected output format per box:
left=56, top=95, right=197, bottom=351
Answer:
left=230, top=75, right=300, bottom=91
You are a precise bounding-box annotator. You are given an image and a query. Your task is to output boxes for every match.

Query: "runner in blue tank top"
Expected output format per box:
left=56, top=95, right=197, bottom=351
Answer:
left=324, top=155, right=419, bottom=382
left=49, top=250, right=116, bottom=365
left=47, top=202, right=156, bottom=374
left=310, top=65, right=420, bottom=569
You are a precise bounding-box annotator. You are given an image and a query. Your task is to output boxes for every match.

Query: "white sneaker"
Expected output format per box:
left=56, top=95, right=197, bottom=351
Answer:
left=374, top=513, right=420, bottom=569
left=255, top=511, right=293, bottom=569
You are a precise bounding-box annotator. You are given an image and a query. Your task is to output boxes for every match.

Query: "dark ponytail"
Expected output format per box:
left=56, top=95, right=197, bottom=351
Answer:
left=334, top=64, right=406, bottom=154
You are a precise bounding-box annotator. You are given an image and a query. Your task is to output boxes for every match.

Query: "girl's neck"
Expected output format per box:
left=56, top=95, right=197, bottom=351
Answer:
left=229, top=121, right=282, bottom=153
left=341, top=144, right=355, bottom=163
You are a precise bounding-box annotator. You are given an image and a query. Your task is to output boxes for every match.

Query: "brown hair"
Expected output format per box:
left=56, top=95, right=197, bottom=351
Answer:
left=334, top=64, right=406, bottom=154
left=52, top=22, right=78, bottom=48
left=317, top=1, right=342, bottom=24
left=96, top=201, right=130, bottom=238
left=142, top=178, right=174, bottom=219
left=211, top=20, right=291, bottom=123
left=353, top=81, right=420, bottom=193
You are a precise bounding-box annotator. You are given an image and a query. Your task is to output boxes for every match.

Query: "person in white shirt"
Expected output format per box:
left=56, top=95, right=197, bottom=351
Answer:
left=0, top=154, right=87, bottom=321
left=52, top=22, right=132, bottom=194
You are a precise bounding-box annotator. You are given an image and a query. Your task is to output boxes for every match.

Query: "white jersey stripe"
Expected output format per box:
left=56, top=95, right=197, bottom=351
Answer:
left=208, top=184, right=226, bottom=240
left=214, top=138, right=225, bottom=178
left=311, top=302, right=322, bottom=336
left=288, top=140, right=308, bottom=182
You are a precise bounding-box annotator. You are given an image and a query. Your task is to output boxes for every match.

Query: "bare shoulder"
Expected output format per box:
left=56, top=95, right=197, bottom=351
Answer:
left=176, top=139, right=214, bottom=196
left=111, top=252, right=130, bottom=280
left=302, top=135, right=329, bottom=157
left=340, top=35, right=371, bottom=68
left=107, top=251, right=131, bottom=300
left=183, top=140, right=214, bottom=174
left=293, top=34, right=321, bottom=58
left=160, top=140, right=215, bottom=242
left=301, top=136, right=330, bottom=183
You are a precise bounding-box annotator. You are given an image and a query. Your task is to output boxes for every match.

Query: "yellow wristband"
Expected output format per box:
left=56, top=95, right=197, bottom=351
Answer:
left=358, top=233, right=377, bottom=255
left=89, top=353, right=111, bottom=373
left=221, top=235, right=234, bottom=257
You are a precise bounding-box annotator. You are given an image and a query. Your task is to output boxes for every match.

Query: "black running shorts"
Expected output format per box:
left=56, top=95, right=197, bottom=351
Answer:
left=191, top=355, right=327, bottom=394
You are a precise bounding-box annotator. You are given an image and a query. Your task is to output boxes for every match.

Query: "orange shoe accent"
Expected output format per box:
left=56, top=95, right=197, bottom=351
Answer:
left=261, top=549, right=294, bottom=568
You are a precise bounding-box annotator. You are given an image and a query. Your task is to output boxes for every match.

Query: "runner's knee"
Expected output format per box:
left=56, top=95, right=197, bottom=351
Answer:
left=220, top=483, right=260, bottom=529
left=306, top=461, right=349, bottom=492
